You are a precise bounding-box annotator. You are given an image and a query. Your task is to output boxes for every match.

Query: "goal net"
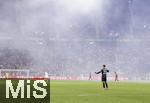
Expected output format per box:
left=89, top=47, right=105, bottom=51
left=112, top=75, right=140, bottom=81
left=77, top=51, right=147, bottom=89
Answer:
left=0, top=69, right=30, bottom=79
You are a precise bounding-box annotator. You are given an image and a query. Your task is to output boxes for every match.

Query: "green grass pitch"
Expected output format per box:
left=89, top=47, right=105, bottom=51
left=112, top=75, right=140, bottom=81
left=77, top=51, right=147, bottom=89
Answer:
left=51, top=80, right=150, bottom=103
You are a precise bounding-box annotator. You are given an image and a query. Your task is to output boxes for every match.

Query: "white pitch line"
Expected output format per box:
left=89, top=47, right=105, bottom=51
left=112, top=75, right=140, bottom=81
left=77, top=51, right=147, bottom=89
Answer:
left=51, top=94, right=101, bottom=97
left=79, top=94, right=101, bottom=96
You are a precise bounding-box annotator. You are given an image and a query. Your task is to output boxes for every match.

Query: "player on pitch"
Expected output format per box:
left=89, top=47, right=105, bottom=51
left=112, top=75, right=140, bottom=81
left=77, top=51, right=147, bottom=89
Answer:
left=114, top=71, right=119, bottom=81
left=95, top=64, right=109, bottom=89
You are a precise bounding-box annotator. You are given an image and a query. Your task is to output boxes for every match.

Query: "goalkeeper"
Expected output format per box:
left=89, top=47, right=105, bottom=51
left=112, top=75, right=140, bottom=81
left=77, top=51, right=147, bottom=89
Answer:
left=95, top=65, right=109, bottom=89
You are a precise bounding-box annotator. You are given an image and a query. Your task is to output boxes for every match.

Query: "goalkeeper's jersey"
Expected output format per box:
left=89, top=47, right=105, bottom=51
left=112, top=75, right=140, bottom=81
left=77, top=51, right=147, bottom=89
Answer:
left=101, top=68, right=109, bottom=78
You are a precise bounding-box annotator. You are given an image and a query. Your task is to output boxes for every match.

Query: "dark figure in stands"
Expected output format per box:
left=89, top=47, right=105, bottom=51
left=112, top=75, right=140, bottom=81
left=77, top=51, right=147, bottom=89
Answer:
left=95, top=65, right=109, bottom=89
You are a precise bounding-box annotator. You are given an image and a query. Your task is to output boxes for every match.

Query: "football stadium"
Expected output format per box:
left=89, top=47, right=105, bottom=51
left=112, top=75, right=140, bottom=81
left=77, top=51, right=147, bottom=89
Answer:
left=1, top=0, right=150, bottom=103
